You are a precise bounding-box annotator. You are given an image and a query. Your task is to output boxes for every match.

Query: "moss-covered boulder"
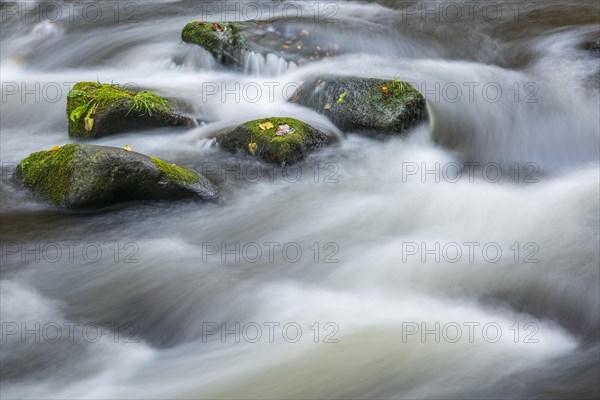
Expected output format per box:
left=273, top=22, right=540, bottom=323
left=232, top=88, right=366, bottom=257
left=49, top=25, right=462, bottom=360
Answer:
left=182, top=21, right=245, bottom=66
left=290, top=76, right=427, bottom=136
left=181, top=21, right=341, bottom=69
left=14, top=144, right=219, bottom=209
left=67, top=82, right=193, bottom=139
left=215, top=118, right=335, bottom=165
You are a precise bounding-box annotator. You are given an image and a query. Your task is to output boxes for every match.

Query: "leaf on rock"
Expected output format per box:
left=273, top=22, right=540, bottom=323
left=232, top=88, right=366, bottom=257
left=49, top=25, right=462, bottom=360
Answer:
left=276, top=124, right=295, bottom=136
left=259, top=122, right=274, bottom=130
left=211, top=22, right=226, bottom=32
left=382, top=86, right=389, bottom=94
left=49, top=145, right=61, bottom=151
left=124, top=144, right=132, bottom=152
left=324, top=103, right=332, bottom=110
left=248, top=143, right=258, bottom=155
left=67, top=89, right=88, bottom=98
left=70, top=104, right=88, bottom=122
left=84, top=117, right=94, bottom=132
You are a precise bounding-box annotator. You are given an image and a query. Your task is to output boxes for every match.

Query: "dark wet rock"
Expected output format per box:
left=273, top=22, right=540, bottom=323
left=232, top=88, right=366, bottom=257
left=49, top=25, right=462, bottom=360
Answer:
left=290, top=76, right=427, bottom=136
left=215, top=117, right=336, bottom=165
left=585, top=40, right=600, bottom=53
left=67, top=82, right=193, bottom=140
left=14, top=144, right=219, bottom=209
left=181, top=20, right=341, bottom=69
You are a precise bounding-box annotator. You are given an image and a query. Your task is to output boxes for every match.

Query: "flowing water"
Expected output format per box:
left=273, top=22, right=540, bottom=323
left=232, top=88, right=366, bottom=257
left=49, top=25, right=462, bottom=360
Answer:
left=1, top=1, right=599, bottom=398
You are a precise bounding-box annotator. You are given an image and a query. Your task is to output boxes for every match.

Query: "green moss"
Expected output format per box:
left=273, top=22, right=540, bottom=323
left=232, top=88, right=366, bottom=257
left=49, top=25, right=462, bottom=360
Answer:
left=181, top=21, right=243, bottom=52
left=375, top=77, right=420, bottom=106
left=149, top=157, right=200, bottom=185
left=227, top=23, right=243, bottom=48
left=18, top=144, right=77, bottom=205
left=67, top=82, right=172, bottom=138
left=244, top=118, right=310, bottom=161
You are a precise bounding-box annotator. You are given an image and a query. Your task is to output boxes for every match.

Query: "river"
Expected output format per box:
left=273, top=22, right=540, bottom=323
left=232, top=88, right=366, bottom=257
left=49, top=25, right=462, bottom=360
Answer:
left=1, top=1, right=599, bottom=398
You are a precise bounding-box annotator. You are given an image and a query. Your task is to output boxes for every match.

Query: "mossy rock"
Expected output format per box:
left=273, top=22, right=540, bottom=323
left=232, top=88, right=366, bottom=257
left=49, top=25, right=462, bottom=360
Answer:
left=215, top=118, right=335, bottom=166
left=14, top=144, right=219, bottom=209
left=182, top=21, right=245, bottom=66
left=181, top=20, right=342, bottom=69
left=290, top=76, right=427, bottom=136
left=67, top=82, right=193, bottom=140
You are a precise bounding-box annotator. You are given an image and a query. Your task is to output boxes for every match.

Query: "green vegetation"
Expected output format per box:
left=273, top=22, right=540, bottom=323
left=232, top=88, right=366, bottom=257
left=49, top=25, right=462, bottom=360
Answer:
left=381, top=76, right=419, bottom=102
left=149, top=157, right=200, bottom=185
left=218, top=117, right=333, bottom=165
left=15, top=144, right=218, bottom=208
left=244, top=118, right=311, bottom=161
left=336, top=91, right=348, bottom=104
left=67, top=82, right=172, bottom=135
left=17, top=145, right=76, bottom=205
left=181, top=21, right=244, bottom=53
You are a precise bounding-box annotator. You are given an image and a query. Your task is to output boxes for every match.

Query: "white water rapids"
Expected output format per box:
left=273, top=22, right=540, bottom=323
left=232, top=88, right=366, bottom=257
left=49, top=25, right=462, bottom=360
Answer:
left=1, top=1, right=599, bottom=399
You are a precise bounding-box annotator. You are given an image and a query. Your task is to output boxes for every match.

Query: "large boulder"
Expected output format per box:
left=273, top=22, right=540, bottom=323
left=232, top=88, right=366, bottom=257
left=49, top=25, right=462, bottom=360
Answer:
left=14, top=144, right=219, bottom=209
left=215, top=117, right=335, bottom=165
left=67, top=82, right=193, bottom=139
left=290, top=76, right=427, bottom=136
left=181, top=20, right=341, bottom=70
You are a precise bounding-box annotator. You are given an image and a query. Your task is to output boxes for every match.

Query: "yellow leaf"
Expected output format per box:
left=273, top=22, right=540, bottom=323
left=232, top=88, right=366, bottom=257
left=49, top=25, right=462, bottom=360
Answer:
left=124, top=144, right=132, bottom=152
left=259, top=122, right=274, bottom=130
left=382, top=86, right=389, bottom=94
left=49, top=145, right=61, bottom=151
left=324, top=103, right=332, bottom=110
left=248, top=143, right=258, bottom=155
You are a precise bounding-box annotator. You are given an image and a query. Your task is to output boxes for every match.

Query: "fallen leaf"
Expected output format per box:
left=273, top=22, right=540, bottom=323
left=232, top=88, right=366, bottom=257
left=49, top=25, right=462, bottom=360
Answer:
left=382, top=86, right=389, bottom=94
left=276, top=124, right=295, bottom=136
left=211, top=22, right=226, bottom=32
left=259, top=122, right=274, bottom=130
left=49, top=145, right=61, bottom=151
left=84, top=117, right=94, bottom=132
left=124, top=144, right=132, bottom=152
left=300, top=29, right=310, bottom=36
left=248, top=143, right=257, bottom=155
left=324, top=103, right=332, bottom=110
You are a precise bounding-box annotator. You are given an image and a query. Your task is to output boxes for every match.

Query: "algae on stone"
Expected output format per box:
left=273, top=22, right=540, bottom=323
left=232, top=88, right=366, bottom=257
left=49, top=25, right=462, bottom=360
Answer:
left=14, top=144, right=218, bottom=209
left=181, top=22, right=244, bottom=65
left=67, top=82, right=189, bottom=139
left=216, top=117, right=335, bottom=165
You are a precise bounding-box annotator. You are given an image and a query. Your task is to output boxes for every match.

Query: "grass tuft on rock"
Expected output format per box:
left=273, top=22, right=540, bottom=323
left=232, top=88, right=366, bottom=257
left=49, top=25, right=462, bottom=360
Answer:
left=67, top=82, right=172, bottom=137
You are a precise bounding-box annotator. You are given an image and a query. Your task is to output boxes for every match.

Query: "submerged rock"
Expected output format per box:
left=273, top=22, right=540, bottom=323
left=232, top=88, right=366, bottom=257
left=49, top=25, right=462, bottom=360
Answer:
left=585, top=40, right=600, bottom=53
left=14, top=144, right=219, bottom=209
left=290, top=76, right=427, bottom=136
left=67, top=82, right=193, bottom=140
left=181, top=20, right=341, bottom=70
left=215, top=117, right=335, bottom=165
